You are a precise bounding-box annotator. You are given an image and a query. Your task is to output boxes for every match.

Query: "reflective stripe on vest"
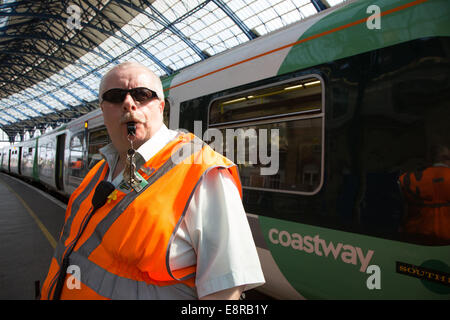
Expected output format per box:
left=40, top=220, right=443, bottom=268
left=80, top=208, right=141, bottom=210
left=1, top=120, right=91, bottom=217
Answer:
left=68, top=251, right=197, bottom=300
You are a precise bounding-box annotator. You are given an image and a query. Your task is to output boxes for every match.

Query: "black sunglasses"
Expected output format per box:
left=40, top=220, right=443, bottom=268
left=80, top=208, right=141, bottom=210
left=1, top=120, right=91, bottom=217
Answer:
left=101, top=87, right=159, bottom=104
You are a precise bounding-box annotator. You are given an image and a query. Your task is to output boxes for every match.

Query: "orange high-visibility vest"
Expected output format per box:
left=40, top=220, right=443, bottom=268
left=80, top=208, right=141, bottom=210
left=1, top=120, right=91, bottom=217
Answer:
left=399, top=165, right=450, bottom=240
left=40, top=133, right=241, bottom=300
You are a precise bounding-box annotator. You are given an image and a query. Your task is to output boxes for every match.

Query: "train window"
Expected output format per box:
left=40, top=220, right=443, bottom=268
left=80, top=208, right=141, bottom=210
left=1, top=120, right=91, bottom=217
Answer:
left=46, top=142, right=53, bottom=167
left=163, top=98, right=170, bottom=127
left=208, top=76, right=324, bottom=194
left=69, top=133, right=86, bottom=178
left=22, top=147, right=32, bottom=169
left=209, top=77, right=322, bottom=126
left=38, top=145, right=45, bottom=167
left=88, top=128, right=110, bottom=169
left=38, top=142, right=54, bottom=179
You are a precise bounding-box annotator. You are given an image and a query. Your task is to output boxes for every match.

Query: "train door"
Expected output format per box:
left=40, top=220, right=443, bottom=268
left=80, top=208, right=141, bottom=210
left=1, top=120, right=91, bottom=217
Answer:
left=18, top=146, right=22, bottom=175
left=8, top=149, right=11, bottom=172
left=55, top=134, right=66, bottom=191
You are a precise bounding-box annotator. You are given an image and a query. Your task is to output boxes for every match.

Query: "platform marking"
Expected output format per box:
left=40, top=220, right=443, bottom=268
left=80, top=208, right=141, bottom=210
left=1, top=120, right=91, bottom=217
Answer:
left=0, top=177, right=57, bottom=249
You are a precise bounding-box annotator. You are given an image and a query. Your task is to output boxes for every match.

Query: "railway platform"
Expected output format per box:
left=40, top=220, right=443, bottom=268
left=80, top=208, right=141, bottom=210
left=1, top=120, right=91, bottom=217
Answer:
left=0, top=173, right=65, bottom=300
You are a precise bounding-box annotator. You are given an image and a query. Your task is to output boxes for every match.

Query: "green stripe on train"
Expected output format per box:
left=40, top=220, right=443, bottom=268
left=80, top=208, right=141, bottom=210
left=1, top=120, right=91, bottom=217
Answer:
left=278, top=0, right=450, bottom=75
left=161, top=72, right=179, bottom=98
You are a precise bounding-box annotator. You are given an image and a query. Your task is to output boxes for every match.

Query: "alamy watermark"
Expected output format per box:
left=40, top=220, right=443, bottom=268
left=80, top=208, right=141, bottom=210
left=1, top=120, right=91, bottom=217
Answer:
left=66, top=265, right=81, bottom=290
left=171, top=121, right=280, bottom=176
left=366, top=5, right=381, bottom=30
left=66, top=4, right=82, bottom=30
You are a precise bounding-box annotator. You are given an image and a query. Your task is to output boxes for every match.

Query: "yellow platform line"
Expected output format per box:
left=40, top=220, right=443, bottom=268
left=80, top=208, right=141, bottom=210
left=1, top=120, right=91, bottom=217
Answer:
left=0, top=178, right=57, bottom=249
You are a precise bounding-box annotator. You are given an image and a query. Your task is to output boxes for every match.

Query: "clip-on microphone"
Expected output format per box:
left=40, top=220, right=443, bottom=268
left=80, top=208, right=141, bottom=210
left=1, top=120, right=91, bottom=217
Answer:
left=92, top=181, right=116, bottom=211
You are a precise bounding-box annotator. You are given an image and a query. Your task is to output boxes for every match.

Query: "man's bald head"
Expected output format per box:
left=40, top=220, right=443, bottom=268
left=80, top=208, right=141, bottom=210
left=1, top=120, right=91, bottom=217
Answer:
left=99, top=62, right=164, bottom=103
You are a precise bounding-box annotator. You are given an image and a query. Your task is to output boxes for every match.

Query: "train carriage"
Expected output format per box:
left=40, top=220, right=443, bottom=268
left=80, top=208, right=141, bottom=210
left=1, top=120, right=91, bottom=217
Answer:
left=2, top=0, right=449, bottom=299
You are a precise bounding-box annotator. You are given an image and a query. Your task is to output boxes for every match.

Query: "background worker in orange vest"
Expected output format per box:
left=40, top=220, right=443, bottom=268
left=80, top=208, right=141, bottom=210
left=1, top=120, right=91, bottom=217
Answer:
left=399, top=144, right=450, bottom=242
left=40, top=61, right=265, bottom=300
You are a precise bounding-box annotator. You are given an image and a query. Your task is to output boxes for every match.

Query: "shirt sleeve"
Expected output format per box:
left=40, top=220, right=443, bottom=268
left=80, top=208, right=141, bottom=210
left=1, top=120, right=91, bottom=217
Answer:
left=183, top=167, right=265, bottom=298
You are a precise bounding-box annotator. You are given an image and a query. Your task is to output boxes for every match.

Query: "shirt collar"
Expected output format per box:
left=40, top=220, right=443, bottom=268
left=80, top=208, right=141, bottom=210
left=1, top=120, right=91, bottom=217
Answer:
left=136, top=124, right=178, bottom=163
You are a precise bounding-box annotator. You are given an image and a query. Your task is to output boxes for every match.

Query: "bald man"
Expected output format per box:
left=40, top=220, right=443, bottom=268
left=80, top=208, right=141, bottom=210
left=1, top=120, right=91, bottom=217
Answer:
left=40, top=62, right=265, bottom=300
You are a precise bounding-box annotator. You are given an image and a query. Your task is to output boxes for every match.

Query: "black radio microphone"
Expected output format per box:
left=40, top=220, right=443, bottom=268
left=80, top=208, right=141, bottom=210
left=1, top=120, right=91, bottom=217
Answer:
left=92, top=180, right=116, bottom=211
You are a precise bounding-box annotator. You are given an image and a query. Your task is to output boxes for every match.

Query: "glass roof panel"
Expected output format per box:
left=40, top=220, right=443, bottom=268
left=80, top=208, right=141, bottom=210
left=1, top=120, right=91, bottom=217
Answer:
left=0, top=112, right=16, bottom=123
left=64, top=64, right=88, bottom=79
left=53, top=89, right=80, bottom=106
left=27, top=100, right=53, bottom=114
left=227, top=0, right=319, bottom=36
left=81, top=73, right=100, bottom=91
left=5, top=108, right=27, bottom=120
left=48, top=72, right=71, bottom=87
left=114, top=50, right=159, bottom=76
left=0, top=0, right=15, bottom=29
left=36, top=81, right=58, bottom=93
left=122, top=13, right=162, bottom=44
left=66, top=82, right=97, bottom=101
left=17, top=104, right=40, bottom=117
left=79, top=50, right=109, bottom=68
left=301, top=3, right=319, bottom=17
left=145, top=33, right=201, bottom=71
left=153, top=0, right=205, bottom=23
left=4, top=93, right=33, bottom=116
left=1, top=97, right=14, bottom=108
left=22, top=87, right=40, bottom=99
left=40, top=95, right=66, bottom=111
left=98, top=35, right=133, bottom=59
left=178, top=1, right=247, bottom=56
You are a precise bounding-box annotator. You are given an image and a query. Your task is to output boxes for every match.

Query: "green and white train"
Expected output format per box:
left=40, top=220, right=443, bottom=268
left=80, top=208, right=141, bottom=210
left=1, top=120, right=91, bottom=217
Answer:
left=1, top=0, right=449, bottom=299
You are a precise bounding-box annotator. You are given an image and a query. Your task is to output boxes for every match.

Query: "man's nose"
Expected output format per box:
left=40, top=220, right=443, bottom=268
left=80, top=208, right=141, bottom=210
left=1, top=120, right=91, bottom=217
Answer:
left=122, top=92, right=137, bottom=112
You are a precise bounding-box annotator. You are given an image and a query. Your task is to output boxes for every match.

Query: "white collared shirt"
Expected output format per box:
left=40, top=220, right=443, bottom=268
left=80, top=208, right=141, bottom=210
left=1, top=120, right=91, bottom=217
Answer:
left=99, top=125, right=265, bottom=298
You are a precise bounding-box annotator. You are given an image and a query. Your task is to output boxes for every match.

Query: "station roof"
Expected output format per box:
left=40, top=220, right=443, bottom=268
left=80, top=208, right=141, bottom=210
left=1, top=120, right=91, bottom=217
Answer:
left=0, top=0, right=344, bottom=141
